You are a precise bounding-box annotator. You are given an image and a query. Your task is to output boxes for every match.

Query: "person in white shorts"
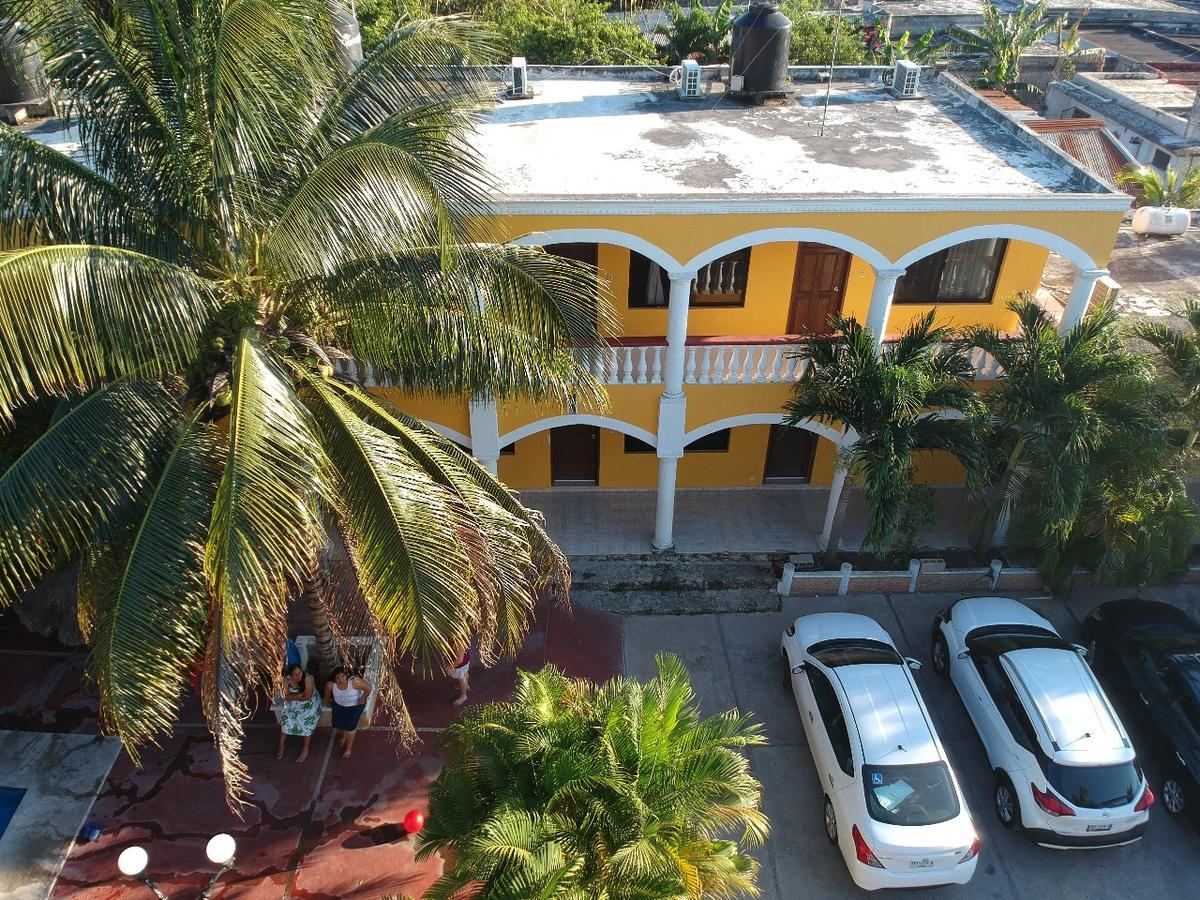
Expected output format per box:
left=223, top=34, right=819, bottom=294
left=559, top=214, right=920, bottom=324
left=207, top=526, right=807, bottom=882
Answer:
left=447, top=648, right=470, bottom=706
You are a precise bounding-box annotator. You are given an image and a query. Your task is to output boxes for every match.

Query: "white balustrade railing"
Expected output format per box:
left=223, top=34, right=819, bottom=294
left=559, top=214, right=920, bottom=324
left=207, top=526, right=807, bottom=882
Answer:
left=343, top=343, right=1005, bottom=388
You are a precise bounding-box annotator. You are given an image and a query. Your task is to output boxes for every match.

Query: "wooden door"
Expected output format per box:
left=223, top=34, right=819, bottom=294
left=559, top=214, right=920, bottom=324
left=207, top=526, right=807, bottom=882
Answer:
left=551, top=425, right=600, bottom=486
left=788, top=244, right=851, bottom=335
left=763, top=425, right=816, bottom=483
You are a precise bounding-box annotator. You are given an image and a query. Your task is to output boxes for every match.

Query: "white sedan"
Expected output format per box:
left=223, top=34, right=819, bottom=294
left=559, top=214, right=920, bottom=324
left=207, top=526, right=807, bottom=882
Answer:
left=782, top=612, right=979, bottom=890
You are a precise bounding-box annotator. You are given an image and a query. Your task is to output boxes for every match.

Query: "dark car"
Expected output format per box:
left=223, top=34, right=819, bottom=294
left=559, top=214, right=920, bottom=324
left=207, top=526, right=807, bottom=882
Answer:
left=1082, top=600, right=1200, bottom=823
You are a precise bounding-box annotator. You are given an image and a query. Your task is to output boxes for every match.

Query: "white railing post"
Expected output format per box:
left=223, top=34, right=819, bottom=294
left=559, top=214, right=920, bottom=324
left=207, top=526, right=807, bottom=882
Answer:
left=653, top=272, right=697, bottom=552
left=865, top=267, right=906, bottom=354
left=1060, top=267, right=1108, bottom=333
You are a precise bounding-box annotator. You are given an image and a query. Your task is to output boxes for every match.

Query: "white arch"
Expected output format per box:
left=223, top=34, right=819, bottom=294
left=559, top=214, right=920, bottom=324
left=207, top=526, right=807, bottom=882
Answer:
left=510, top=229, right=683, bottom=274
left=893, top=225, right=1098, bottom=271
left=498, top=414, right=658, bottom=449
left=685, top=228, right=892, bottom=273
left=684, top=413, right=842, bottom=446
left=426, top=423, right=472, bottom=448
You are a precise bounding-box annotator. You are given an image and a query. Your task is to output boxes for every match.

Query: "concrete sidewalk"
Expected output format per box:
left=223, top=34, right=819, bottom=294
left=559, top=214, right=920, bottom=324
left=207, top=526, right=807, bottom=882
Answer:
left=520, top=485, right=980, bottom=556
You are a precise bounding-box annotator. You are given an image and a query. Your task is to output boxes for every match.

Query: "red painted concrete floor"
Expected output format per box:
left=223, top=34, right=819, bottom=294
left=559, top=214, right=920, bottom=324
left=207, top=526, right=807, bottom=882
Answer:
left=0, top=600, right=623, bottom=899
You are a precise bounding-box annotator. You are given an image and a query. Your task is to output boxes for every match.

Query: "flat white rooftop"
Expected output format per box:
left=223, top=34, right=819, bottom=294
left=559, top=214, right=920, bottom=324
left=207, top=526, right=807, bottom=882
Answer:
left=476, top=71, right=1113, bottom=203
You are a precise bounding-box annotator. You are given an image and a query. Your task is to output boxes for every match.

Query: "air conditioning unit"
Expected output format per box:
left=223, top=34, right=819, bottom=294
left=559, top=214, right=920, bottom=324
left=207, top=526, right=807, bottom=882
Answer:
left=677, top=59, right=702, bottom=100
left=891, top=59, right=921, bottom=99
left=508, top=56, right=532, bottom=99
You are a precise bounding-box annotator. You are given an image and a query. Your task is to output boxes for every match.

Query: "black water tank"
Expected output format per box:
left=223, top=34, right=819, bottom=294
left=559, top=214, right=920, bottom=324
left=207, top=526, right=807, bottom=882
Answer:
left=729, top=1, right=791, bottom=99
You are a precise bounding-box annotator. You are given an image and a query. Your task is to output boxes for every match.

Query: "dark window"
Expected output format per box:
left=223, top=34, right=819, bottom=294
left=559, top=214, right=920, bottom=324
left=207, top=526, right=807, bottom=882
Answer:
left=863, top=763, right=961, bottom=826
left=1045, top=761, right=1141, bottom=810
left=691, top=250, right=751, bottom=307
left=624, top=435, right=655, bottom=454
left=895, top=238, right=1008, bottom=304
left=628, top=252, right=670, bottom=308
left=684, top=429, right=730, bottom=453
left=499, top=443, right=515, bottom=456
left=1152, top=149, right=1171, bottom=172
left=810, top=640, right=903, bottom=668
left=808, top=667, right=854, bottom=776
left=975, top=655, right=1038, bottom=752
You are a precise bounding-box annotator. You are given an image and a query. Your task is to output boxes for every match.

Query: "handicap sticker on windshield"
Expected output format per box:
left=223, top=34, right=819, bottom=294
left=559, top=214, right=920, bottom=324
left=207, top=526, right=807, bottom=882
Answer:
left=871, top=772, right=884, bottom=786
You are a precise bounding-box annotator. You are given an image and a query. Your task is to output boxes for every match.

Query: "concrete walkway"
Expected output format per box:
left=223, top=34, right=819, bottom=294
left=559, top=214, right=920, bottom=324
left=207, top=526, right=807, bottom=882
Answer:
left=520, top=485, right=980, bottom=556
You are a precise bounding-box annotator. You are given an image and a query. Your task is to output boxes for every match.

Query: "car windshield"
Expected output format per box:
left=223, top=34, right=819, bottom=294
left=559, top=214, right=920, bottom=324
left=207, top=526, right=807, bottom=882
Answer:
left=966, top=626, right=1067, bottom=656
left=1045, top=762, right=1141, bottom=810
left=810, top=640, right=902, bottom=668
left=862, top=763, right=960, bottom=826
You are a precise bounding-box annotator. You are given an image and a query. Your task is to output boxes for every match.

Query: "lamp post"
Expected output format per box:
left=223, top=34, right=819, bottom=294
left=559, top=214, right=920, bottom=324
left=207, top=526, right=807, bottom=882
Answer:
left=116, top=833, right=237, bottom=899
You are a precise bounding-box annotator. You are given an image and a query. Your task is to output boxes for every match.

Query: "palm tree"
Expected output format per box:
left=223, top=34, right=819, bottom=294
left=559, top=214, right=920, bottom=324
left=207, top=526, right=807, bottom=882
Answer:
left=1133, top=297, right=1200, bottom=459
left=784, top=312, right=983, bottom=568
left=0, top=0, right=608, bottom=803
left=1118, top=164, right=1200, bottom=208
left=950, top=0, right=1062, bottom=93
left=416, top=654, right=769, bottom=899
left=965, top=297, right=1158, bottom=555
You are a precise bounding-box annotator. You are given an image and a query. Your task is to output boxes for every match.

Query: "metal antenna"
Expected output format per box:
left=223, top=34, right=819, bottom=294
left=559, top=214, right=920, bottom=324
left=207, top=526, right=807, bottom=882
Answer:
left=820, top=0, right=844, bottom=137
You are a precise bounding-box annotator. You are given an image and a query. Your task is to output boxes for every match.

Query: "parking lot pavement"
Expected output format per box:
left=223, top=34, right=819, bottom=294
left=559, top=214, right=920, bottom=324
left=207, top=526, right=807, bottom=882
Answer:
left=622, top=585, right=1200, bottom=899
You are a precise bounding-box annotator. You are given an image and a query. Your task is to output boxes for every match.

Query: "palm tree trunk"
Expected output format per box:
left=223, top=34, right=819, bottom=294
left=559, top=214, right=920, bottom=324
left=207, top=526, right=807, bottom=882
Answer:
left=303, top=552, right=339, bottom=678
left=976, top=438, right=1025, bottom=554
left=822, top=483, right=853, bottom=570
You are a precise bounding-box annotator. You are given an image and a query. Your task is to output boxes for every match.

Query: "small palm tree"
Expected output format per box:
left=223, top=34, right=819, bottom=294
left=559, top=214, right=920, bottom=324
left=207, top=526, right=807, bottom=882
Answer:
left=416, top=655, right=769, bottom=899
left=965, top=297, right=1158, bottom=555
left=784, top=312, right=983, bottom=568
left=1118, top=164, right=1200, bottom=208
left=0, top=0, right=607, bottom=803
left=1049, top=14, right=1104, bottom=82
left=1133, top=297, right=1200, bottom=458
left=654, top=0, right=736, bottom=64
left=950, top=0, right=1061, bottom=93
left=868, top=26, right=945, bottom=66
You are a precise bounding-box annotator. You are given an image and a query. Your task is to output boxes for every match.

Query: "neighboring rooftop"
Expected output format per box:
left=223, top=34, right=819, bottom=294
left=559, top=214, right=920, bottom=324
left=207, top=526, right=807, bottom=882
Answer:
left=1052, top=71, right=1200, bottom=151
left=1026, top=119, right=1137, bottom=190
left=477, top=69, right=1119, bottom=204
left=1081, top=24, right=1200, bottom=65
left=867, top=0, right=1200, bottom=30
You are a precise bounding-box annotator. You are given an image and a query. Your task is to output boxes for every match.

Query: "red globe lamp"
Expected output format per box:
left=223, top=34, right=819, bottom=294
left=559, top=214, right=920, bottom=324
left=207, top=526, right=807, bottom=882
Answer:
left=403, top=810, right=425, bottom=834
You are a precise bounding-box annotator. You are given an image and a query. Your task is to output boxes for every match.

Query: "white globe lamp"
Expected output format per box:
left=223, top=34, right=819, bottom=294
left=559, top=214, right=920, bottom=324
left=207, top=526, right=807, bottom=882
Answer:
left=205, top=833, right=236, bottom=866
left=117, top=845, right=149, bottom=877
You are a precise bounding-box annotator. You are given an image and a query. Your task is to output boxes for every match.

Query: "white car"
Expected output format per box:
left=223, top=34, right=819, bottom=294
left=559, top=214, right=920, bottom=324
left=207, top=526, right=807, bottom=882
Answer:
left=781, top=613, right=979, bottom=890
left=931, top=596, right=1153, bottom=849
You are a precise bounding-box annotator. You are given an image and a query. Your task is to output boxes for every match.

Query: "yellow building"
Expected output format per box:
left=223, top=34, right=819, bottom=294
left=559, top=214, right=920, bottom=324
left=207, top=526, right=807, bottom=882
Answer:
left=361, top=66, right=1128, bottom=552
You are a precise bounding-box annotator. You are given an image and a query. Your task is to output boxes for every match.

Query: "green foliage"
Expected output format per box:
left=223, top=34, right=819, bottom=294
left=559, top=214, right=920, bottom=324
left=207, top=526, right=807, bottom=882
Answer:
left=968, top=297, right=1192, bottom=588
left=785, top=311, right=984, bottom=552
left=417, top=655, right=769, bottom=899
left=1134, top=297, right=1200, bottom=458
left=950, top=0, right=1060, bottom=91
left=866, top=26, right=944, bottom=65
left=780, top=0, right=868, bottom=65
left=353, top=0, right=435, bottom=53
left=654, top=0, right=736, bottom=64
left=2, top=0, right=609, bottom=806
left=485, top=0, right=658, bottom=64
left=1118, top=164, right=1200, bottom=208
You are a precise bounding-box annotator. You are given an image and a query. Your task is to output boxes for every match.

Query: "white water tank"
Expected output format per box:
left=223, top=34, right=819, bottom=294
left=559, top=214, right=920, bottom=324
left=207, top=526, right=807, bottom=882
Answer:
left=1131, top=206, right=1191, bottom=236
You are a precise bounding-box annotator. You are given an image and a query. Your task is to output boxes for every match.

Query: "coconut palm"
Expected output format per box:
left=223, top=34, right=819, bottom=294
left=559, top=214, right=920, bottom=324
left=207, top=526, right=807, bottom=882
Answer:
left=0, top=0, right=608, bottom=803
left=949, top=0, right=1062, bottom=93
left=965, top=297, right=1158, bottom=556
left=784, top=311, right=983, bottom=568
left=416, top=654, right=769, bottom=899
left=1133, top=297, right=1200, bottom=459
left=1118, top=164, right=1200, bottom=208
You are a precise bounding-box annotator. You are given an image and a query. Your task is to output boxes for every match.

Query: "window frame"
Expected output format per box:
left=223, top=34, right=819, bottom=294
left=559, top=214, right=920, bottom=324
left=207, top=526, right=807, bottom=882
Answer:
left=684, top=429, right=731, bottom=453
left=894, top=238, right=1009, bottom=305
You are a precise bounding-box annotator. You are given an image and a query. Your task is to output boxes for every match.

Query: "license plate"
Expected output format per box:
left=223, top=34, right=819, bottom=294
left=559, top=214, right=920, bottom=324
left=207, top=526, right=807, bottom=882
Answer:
left=1086, top=823, right=1113, bottom=832
left=909, top=858, right=936, bottom=869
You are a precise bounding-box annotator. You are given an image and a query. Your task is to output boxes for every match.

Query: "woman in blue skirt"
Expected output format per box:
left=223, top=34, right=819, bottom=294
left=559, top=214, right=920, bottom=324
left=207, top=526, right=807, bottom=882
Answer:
left=324, top=667, right=372, bottom=758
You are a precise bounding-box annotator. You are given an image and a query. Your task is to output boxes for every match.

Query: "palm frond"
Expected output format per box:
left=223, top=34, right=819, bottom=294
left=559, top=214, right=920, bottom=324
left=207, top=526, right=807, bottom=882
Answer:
left=0, top=379, right=179, bottom=605
left=78, top=412, right=220, bottom=759
left=0, top=244, right=221, bottom=419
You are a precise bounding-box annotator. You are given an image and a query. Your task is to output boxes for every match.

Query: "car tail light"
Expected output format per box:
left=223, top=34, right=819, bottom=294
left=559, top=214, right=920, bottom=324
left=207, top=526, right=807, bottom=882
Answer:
left=852, top=825, right=884, bottom=869
left=1032, top=784, right=1076, bottom=817
left=1135, top=785, right=1155, bottom=812
left=958, top=835, right=981, bottom=864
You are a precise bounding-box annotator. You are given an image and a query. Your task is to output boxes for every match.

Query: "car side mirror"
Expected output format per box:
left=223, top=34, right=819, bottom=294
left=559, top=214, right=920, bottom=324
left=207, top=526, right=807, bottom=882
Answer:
left=1072, top=643, right=1089, bottom=658
left=792, top=663, right=806, bottom=675
left=957, top=649, right=971, bottom=660
left=905, top=657, right=922, bottom=671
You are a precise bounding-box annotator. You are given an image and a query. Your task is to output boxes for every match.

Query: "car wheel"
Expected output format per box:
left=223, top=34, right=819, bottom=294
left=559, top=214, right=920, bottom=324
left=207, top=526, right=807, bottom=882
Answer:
left=823, top=795, right=838, bottom=845
left=994, top=774, right=1020, bottom=830
left=1163, top=775, right=1187, bottom=817
left=931, top=631, right=950, bottom=678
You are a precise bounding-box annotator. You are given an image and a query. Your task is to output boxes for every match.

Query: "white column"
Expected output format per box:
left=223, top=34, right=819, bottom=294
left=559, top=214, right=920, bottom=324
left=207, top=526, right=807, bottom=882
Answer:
left=864, top=267, right=906, bottom=353
left=1059, top=267, right=1108, bottom=333
left=652, top=271, right=696, bottom=552
left=468, top=398, right=501, bottom=475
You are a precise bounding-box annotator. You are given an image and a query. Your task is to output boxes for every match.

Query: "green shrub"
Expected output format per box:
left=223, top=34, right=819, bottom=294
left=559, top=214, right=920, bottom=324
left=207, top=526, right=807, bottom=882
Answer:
left=780, top=0, right=868, bottom=65
left=485, top=0, right=658, bottom=64
left=654, top=0, right=736, bottom=64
